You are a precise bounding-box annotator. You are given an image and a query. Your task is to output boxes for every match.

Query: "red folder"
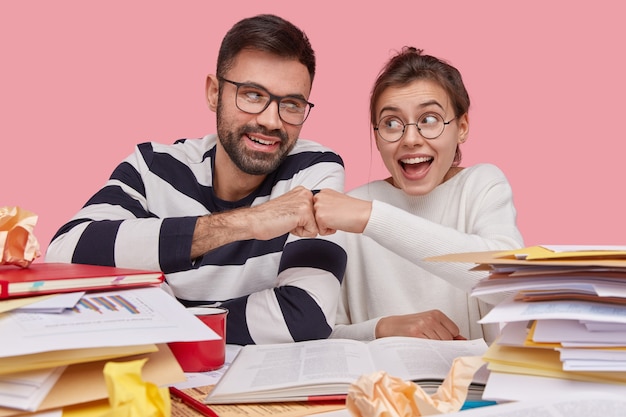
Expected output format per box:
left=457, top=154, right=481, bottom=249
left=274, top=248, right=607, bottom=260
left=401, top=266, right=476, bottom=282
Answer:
left=0, top=263, right=164, bottom=299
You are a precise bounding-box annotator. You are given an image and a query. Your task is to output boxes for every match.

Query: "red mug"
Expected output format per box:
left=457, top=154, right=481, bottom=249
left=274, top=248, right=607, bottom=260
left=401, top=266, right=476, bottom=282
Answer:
left=168, top=306, right=228, bottom=372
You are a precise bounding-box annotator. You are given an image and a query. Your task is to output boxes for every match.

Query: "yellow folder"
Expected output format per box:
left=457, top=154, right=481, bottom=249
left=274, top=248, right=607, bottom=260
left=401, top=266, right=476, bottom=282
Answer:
left=0, top=344, right=184, bottom=416
left=497, top=245, right=626, bottom=261
left=483, top=341, right=626, bottom=385
left=0, top=344, right=158, bottom=375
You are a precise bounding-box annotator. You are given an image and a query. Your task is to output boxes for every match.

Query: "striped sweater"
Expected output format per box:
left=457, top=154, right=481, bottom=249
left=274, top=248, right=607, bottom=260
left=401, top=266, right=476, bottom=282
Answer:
left=46, top=134, right=347, bottom=345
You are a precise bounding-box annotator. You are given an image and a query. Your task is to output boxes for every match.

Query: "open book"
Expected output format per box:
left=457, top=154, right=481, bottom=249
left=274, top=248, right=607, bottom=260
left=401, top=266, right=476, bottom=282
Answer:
left=205, top=337, right=488, bottom=404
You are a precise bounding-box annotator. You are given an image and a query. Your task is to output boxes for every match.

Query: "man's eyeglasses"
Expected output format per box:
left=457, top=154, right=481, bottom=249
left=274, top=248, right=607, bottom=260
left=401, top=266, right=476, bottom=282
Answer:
left=374, top=113, right=455, bottom=142
left=219, top=77, right=314, bottom=126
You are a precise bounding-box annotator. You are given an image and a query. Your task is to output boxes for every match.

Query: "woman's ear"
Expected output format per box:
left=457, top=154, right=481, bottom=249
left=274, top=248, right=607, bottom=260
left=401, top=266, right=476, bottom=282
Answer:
left=372, top=128, right=382, bottom=151
left=457, top=113, right=470, bottom=143
left=205, top=74, right=219, bottom=112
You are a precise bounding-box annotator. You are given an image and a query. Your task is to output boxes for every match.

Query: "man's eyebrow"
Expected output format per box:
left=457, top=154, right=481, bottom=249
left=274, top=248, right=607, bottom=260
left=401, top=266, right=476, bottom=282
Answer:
left=239, top=80, right=308, bottom=100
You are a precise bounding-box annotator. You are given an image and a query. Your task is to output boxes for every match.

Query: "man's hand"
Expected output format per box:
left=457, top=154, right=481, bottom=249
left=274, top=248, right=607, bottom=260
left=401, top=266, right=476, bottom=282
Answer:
left=313, top=189, right=372, bottom=235
left=191, top=186, right=318, bottom=259
left=375, top=310, right=465, bottom=340
left=250, top=186, right=319, bottom=239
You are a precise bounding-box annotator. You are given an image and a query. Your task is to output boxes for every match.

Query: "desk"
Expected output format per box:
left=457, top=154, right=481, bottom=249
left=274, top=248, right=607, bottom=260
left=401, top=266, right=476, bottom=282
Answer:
left=170, top=384, right=346, bottom=417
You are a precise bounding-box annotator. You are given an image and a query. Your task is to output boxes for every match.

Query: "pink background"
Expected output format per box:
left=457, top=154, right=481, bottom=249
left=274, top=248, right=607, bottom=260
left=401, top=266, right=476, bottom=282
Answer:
left=2, top=1, right=625, bottom=258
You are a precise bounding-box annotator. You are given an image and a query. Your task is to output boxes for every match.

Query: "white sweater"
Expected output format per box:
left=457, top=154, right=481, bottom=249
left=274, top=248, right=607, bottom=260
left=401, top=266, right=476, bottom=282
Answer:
left=330, top=163, right=524, bottom=344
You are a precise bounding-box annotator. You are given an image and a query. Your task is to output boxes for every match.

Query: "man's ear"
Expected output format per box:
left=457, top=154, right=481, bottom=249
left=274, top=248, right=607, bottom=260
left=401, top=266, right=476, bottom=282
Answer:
left=206, top=74, right=219, bottom=112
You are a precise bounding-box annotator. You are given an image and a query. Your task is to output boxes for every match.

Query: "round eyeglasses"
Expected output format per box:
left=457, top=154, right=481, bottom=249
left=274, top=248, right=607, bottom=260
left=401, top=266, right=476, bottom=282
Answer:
left=374, top=113, right=456, bottom=142
left=219, top=77, right=314, bottom=126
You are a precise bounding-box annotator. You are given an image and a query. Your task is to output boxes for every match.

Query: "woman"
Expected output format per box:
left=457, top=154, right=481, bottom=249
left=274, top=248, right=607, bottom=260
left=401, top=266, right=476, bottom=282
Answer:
left=314, top=47, right=524, bottom=343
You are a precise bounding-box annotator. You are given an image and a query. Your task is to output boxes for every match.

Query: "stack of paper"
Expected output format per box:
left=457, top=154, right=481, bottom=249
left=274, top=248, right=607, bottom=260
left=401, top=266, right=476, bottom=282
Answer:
left=427, top=245, right=626, bottom=402
left=0, top=264, right=221, bottom=416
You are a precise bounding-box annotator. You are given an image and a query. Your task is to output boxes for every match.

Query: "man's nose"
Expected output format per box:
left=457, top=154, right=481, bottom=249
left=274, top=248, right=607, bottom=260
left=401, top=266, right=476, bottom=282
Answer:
left=255, top=100, right=283, bottom=130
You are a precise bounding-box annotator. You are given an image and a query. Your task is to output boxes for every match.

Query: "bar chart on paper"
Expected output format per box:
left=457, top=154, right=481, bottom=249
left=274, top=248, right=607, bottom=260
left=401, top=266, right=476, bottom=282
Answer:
left=75, top=294, right=142, bottom=314
left=0, top=287, right=220, bottom=358
left=13, top=291, right=163, bottom=336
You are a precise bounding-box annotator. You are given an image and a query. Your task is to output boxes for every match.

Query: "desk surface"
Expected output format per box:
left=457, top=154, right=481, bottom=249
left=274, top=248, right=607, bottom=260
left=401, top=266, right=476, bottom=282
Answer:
left=171, top=385, right=345, bottom=417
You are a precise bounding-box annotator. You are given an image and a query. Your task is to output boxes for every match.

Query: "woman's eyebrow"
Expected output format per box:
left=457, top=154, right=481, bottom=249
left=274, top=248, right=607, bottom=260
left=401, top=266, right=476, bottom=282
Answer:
left=416, top=99, right=446, bottom=112
left=378, top=100, right=446, bottom=118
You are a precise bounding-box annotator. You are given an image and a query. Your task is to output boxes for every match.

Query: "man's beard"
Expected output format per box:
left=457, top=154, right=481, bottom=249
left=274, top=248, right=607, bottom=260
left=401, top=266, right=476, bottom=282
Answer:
left=216, top=105, right=295, bottom=176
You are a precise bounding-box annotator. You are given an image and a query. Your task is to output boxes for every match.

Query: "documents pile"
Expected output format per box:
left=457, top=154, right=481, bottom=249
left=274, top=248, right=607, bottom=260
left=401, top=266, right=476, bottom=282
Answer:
left=427, top=245, right=626, bottom=402
left=0, top=263, right=220, bottom=415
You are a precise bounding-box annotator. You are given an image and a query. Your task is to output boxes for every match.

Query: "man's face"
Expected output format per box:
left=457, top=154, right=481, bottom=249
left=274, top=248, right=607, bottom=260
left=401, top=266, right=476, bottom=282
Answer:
left=215, top=49, right=312, bottom=175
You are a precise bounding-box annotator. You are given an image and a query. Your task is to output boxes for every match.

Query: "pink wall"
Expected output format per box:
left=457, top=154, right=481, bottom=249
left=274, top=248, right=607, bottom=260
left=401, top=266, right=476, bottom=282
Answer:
left=2, top=1, right=625, bottom=258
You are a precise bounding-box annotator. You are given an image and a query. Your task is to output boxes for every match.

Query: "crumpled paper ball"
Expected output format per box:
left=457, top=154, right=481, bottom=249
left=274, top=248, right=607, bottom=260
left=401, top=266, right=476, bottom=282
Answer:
left=347, top=371, right=421, bottom=417
left=346, top=356, right=486, bottom=417
left=101, top=358, right=171, bottom=417
left=0, top=206, right=41, bottom=267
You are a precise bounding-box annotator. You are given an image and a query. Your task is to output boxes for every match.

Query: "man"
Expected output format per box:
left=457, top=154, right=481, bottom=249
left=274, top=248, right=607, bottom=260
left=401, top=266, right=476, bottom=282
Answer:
left=46, top=14, right=347, bottom=345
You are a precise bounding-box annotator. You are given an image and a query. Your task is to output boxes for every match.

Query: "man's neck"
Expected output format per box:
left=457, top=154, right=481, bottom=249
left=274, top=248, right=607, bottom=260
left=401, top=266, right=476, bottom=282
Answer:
left=213, top=145, right=265, bottom=202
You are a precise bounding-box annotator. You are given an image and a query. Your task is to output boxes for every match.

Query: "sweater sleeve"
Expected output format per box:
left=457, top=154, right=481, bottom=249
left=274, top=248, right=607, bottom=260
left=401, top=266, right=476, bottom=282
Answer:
left=222, top=152, right=349, bottom=345
left=363, top=166, right=524, bottom=305
left=46, top=144, right=196, bottom=272
left=330, top=298, right=379, bottom=341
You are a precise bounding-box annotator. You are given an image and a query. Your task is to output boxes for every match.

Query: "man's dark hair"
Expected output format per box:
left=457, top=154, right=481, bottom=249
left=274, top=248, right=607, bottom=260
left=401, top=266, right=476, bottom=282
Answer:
left=217, top=14, right=316, bottom=84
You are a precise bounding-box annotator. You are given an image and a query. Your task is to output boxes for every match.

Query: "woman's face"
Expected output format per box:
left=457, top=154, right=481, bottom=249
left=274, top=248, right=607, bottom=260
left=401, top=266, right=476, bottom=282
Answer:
left=374, top=78, right=469, bottom=196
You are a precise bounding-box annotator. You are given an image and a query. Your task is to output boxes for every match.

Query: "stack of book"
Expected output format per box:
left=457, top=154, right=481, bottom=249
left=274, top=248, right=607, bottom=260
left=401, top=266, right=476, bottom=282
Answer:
left=427, top=245, right=626, bottom=402
left=0, top=262, right=219, bottom=415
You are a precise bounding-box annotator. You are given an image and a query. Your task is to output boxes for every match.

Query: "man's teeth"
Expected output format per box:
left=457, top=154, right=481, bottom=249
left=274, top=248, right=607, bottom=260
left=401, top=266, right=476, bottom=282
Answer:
left=400, top=156, right=433, bottom=164
left=249, top=135, right=275, bottom=145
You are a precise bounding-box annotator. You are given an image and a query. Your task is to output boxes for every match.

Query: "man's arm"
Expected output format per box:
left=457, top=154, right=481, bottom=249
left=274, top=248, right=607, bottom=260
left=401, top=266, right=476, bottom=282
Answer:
left=216, top=143, right=348, bottom=345
left=47, top=138, right=349, bottom=345
left=219, top=232, right=347, bottom=345
left=191, top=186, right=319, bottom=259
left=45, top=141, right=199, bottom=272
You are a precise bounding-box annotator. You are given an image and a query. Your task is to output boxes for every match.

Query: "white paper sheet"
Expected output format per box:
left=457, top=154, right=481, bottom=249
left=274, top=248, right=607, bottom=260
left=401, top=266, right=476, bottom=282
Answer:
left=559, top=347, right=626, bottom=361
left=533, top=319, right=626, bottom=344
left=482, top=371, right=626, bottom=402
left=582, top=320, right=626, bottom=331
left=0, top=366, right=65, bottom=411
left=497, top=321, right=531, bottom=346
left=447, top=391, right=626, bottom=416
left=472, top=278, right=626, bottom=298
left=478, top=296, right=626, bottom=324
left=14, top=292, right=85, bottom=313
left=0, top=287, right=219, bottom=358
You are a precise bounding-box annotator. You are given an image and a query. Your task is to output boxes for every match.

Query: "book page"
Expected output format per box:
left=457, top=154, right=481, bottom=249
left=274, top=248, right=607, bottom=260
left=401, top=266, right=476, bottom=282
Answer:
left=367, top=337, right=489, bottom=383
left=208, top=339, right=376, bottom=400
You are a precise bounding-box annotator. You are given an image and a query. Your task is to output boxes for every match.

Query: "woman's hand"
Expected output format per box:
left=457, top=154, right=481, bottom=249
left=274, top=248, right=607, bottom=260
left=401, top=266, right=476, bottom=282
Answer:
left=313, top=189, right=372, bottom=235
left=375, top=310, right=466, bottom=340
